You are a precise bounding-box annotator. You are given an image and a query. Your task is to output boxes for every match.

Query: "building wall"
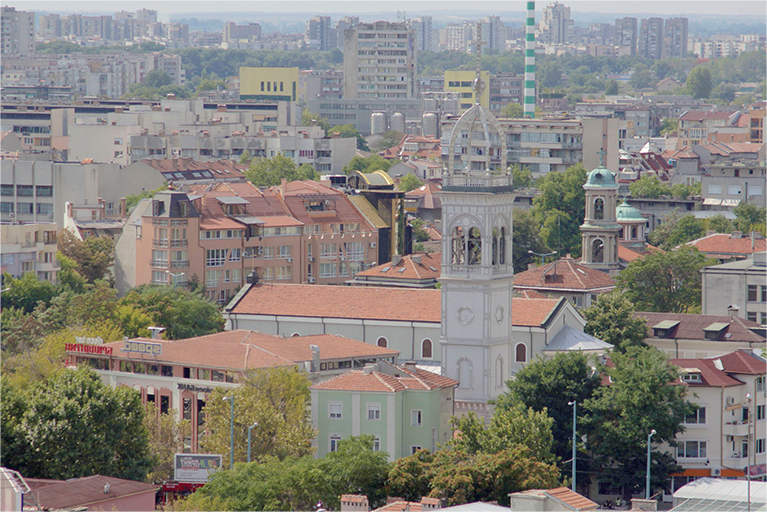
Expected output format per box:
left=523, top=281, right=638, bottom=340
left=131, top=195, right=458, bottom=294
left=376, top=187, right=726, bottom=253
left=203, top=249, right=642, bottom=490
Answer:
left=444, top=71, right=490, bottom=111
left=0, top=222, right=59, bottom=281
left=702, top=255, right=767, bottom=323
left=240, top=67, right=299, bottom=101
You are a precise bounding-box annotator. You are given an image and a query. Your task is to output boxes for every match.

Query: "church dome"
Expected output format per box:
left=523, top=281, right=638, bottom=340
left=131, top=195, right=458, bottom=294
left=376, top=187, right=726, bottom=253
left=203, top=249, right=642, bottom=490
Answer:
left=585, top=166, right=616, bottom=187
left=616, top=200, right=644, bottom=221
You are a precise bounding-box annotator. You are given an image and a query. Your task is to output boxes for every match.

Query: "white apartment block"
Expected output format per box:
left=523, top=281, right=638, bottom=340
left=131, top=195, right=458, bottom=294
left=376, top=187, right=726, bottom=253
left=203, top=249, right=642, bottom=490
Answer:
left=411, top=17, right=435, bottom=53
left=0, top=222, right=60, bottom=282
left=1, top=7, right=35, bottom=57
left=702, top=252, right=767, bottom=325
left=343, top=22, right=417, bottom=101
left=439, top=23, right=473, bottom=53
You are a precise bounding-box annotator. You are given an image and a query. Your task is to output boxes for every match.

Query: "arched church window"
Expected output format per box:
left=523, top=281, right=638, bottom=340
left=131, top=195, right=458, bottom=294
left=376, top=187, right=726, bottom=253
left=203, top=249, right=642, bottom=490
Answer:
left=457, top=357, right=472, bottom=388
left=499, top=226, right=506, bottom=264
left=451, top=226, right=465, bottom=265
left=515, top=343, right=527, bottom=363
left=492, top=227, right=499, bottom=265
left=495, top=356, right=504, bottom=387
left=422, top=339, right=433, bottom=359
left=594, top=198, right=604, bottom=220
left=467, top=227, right=482, bottom=265
left=592, top=239, right=604, bottom=263
left=377, top=337, right=388, bottom=348
left=631, top=226, right=638, bottom=239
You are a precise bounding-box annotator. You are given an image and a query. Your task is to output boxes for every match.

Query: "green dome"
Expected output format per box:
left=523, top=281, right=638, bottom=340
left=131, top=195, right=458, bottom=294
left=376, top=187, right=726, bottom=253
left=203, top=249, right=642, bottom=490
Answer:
left=585, top=166, right=616, bottom=187
left=616, top=200, right=644, bottom=221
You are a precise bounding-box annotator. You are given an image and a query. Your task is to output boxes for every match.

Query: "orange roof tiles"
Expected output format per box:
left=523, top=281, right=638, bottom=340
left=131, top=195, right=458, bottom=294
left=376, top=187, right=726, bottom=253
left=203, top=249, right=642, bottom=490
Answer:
left=513, top=257, right=616, bottom=292
left=545, top=487, right=598, bottom=510
left=356, top=252, right=441, bottom=280
left=686, top=233, right=766, bottom=256
left=635, top=312, right=765, bottom=343
left=81, top=330, right=398, bottom=370
left=276, top=180, right=372, bottom=226
left=669, top=357, right=745, bottom=388
left=229, top=283, right=562, bottom=328
left=715, top=349, right=767, bottom=375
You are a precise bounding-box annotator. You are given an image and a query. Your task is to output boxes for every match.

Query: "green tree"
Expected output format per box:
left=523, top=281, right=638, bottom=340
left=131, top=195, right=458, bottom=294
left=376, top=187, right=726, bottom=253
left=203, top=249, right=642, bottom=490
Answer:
left=200, top=367, right=315, bottom=467
left=733, top=202, right=767, bottom=234
left=617, top=246, right=715, bottom=313
left=330, top=124, right=369, bottom=151
left=145, top=406, right=191, bottom=483
left=387, top=449, right=434, bottom=502
left=119, top=284, right=224, bottom=339
left=511, top=208, right=551, bottom=273
left=582, top=291, right=648, bottom=352
left=125, top=182, right=167, bottom=211
left=245, top=153, right=317, bottom=187
left=378, top=130, right=405, bottom=151
left=143, top=69, right=173, bottom=88
left=583, top=347, right=693, bottom=502
left=324, top=435, right=390, bottom=508
left=494, top=351, right=601, bottom=463
left=343, top=154, right=396, bottom=175
left=630, top=69, right=655, bottom=90
left=605, top=79, right=619, bottom=95
left=705, top=214, right=734, bottom=234
left=532, top=163, right=587, bottom=258
left=660, top=118, right=679, bottom=136
left=238, top=150, right=252, bottom=164
left=685, top=66, right=713, bottom=99
left=399, top=173, right=423, bottom=192
left=0, top=272, right=57, bottom=314
left=3, top=367, right=152, bottom=481
left=511, top=164, right=534, bottom=189
left=500, top=102, right=524, bottom=118
left=629, top=175, right=670, bottom=199
left=196, top=77, right=225, bottom=93
left=301, top=109, right=331, bottom=132
left=57, top=229, right=115, bottom=283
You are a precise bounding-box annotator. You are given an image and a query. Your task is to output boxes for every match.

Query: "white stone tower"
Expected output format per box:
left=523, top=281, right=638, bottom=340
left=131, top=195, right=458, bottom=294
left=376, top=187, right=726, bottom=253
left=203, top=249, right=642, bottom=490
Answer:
left=440, top=24, right=515, bottom=403
left=580, top=160, right=621, bottom=275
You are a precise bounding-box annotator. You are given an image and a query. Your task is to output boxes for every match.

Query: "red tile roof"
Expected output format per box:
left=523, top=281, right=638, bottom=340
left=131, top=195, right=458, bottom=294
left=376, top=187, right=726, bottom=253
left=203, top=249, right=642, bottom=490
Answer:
left=25, top=475, right=159, bottom=510
left=545, top=487, right=599, bottom=511
left=312, top=363, right=457, bottom=393
left=79, top=330, right=398, bottom=370
left=356, top=252, right=441, bottom=280
left=670, top=357, right=745, bottom=388
left=276, top=180, right=373, bottom=227
left=715, top=349, right=767, bottom=375
left=699, top=141, right=763, bottom=156
left=685, top=233, right=766, bottom=257
left=680, top=111, right=733, bottom=122
left=143, top=158, right=247, bottom=179
left=513, top=257, right=616, bottom=292
left=229, top=283, right=563, bottom=327
left=635, top=312, right=766, bottom=343
left=618, top=243, right=662, bottom=263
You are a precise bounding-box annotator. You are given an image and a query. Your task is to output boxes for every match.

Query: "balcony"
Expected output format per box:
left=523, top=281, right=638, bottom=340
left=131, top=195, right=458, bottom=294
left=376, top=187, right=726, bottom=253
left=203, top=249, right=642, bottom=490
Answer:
left=170, top=239, right=188, bottom=248
left=723, top=420, right=751, bottom=437
left=153, top=239, right=169, bottom=248
left=170, top=260, right=189, bottom=269
left=150, top=260, right=168, bottom=269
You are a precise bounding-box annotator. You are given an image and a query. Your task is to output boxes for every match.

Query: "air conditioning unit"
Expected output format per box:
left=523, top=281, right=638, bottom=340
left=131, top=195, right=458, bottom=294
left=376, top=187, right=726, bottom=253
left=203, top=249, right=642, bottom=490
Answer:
left=309, top=256, right=315, bottom=262
left=308, top=277, right=315, bottom=283
left=726, top=435, right=734, bottom=443
left=711, top=468, right=722, bottom=477
left=726, top=397, right=735, bottom=405
left=340, top=256, right=347, bottom=261
left=287, top=258, right=293, bottom=262
left=370, top=242, right=376, bottom=248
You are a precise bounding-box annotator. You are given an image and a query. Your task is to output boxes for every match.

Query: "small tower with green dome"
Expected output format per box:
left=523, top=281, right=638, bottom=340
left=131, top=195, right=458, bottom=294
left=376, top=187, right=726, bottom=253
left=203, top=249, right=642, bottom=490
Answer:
left=616, top=200, right=647, bottom=252
left=580, top=164, right=620, bottom=275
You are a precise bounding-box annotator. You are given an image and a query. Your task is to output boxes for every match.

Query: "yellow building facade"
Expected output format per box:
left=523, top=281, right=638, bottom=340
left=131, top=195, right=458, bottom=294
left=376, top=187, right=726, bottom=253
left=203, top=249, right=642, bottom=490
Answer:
left=444, top=70, right=490, bottom=111
left=240, top=67, right=299, bottom=101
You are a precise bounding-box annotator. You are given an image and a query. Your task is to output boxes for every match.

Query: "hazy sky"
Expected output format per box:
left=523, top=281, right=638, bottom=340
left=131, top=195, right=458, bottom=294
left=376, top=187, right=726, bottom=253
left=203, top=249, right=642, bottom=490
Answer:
left=8, top=0, right=767, bottom=17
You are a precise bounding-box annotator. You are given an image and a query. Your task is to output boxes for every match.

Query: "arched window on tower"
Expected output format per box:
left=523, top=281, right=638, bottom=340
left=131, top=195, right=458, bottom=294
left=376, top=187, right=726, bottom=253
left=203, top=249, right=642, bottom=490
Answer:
left=631, top=226, right=638, bottom=239
left=594, top=198, right=604, bottom=220
left=467, top=227, right=482, bottom=265
left=422, top=339, right=433, bottom=359
left=495, top=356, right=504, bottom=388
left=619, top=227, right=624, bottom=239
left=457, top=357, right=473, bottom=388
left=515, top=343, right=527, bottom=363
left=492, top=227, right=499, bottom=265
left=451, top=226, right=465, bottom=265
left=592, top=239, right=604, bottom=263
left=499, top=226, right=506, bottom=264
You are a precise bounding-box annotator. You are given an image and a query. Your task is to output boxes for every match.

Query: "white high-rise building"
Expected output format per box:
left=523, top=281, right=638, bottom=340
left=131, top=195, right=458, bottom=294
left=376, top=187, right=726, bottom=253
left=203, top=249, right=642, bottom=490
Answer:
left=343, top=21, right=417, bottom=100
left=440, top=22, right=473, bottom=52
left=480, top=16, right=504, bottom=52
left=412, top=16, right=435, bottom=52
left=306, top=15, right=332, bottom=51
left=538, top=2, right=573, bottom=45
left=1, top=6, right=35, bottom=57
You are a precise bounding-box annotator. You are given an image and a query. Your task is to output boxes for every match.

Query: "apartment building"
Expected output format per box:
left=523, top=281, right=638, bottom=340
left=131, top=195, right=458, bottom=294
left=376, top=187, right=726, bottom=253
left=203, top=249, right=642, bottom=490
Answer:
left=439, top=23, right=473, bottom=53
left=638, top=17, right=664, bottom=60
left=445, top=71, right=491, bottom=111
left=306, top=16, right=332, bottom=51
left=0, top=222, right=60, bottom=282
left=343, top=21, right=417, bottom=101
left=677, top=111, right=738, bottom=149
left=663, top=17, right=689, bottom=59
left=240, top=67, right=299, bottom=102
left=115, top=180, right=380, bottom=300
left=411, top=17, right=434, bottom=53
left=300, top=69, right=344, bottom=102
left=538, top=2, right=574, bottom=45
left=702, top=252, right=767, bottom=324
left=223, top=22, right=261, bottom=43
left=1, top=7, right=35, bottom=57
left=667, top=350, right=766, bottom=490
left=615, top=17, right=638, bottom=56
left=441, top=116, right=619, bottom=176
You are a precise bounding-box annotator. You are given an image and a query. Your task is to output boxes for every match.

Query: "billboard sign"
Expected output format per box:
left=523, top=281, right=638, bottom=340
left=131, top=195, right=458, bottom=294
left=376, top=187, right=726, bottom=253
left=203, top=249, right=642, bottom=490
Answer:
left=123, top=340, right=162, bottom=355
left=174, top=454, right=222, bottom=483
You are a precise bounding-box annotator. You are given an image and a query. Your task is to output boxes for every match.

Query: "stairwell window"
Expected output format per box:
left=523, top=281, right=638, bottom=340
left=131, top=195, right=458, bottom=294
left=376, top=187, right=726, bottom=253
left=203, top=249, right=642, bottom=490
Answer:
left=329, top=402, right=343, bottom=419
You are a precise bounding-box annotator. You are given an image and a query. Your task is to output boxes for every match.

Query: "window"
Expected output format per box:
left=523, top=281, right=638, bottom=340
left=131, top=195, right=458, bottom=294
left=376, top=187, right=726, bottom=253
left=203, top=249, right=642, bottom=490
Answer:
left=677, top=440, right=706, bottom=458
left=496, top=357, right=504, bottom=388
left=151, top=271, right=166, bottom=284
left=206, top=249, right=226, bottom=267
left=515, top=343, right=527, bottom=363
left=183, top=398, right=192, bottom=420
left=162, top=365, right=173, bottom=377
left=1, top=184, right=13, bottom=196
left=421, top=339, right=433, bottom=359
left=707, top=185, right=722, bottom=195
left=320, top=262, right=336, bottom=278
left=373, top=436, right=381, bottom=452
left=377, top=337, right=388, bottom=348
left=411, top=409, right=422, bottom=426
left=367, top=403, right=381, bottom=421
left=198, top=369, right=210, bottom=380
left=757, top=438, right=765, bottom=454
left=206, top=269, right=221, bottom=287
left=685, top=407, right=706, bottom=424
left=748, top=312, right=758, bottom=322
left=345, top=242, right=364, bottom=260
left=320, top=243, right=337, bottom=258
left=329, top=402, right=343, bottom=419
left=758, top=376, right=766, bottom=393
left=161, top=395, right=170, bottom=415
left=276, top=245, right=292, bottom=259
left=411, top=445, right=423, bottom=455
left=230, top=248, right=241, bottom=262
left=762, top=286, right=767, bottom=303
left=749, top=285, right=758, bottom=302
left=594, top=198, right=604, bottom=220
left=330, top=435, right=342, bottom=453
left=1, top=202, right=13, bottom=213
left=16, top=185, right=33, bottom=196
left=728, top=185, right=741, bottom=195
left=36, top=185, right=53, bottom=197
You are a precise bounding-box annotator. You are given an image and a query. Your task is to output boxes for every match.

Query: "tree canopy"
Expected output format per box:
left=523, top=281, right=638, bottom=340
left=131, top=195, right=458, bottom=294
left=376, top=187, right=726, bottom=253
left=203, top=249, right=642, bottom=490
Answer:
left=329, top=124, right=369, bottom=151
left=343, top=154, right=396, bottom=175
left=684, top=66, right=713, bottom=99
left=511, top=208, right=551, bottom=273
left=582, top=291, right=648, bottom=353
left=245, top=153, right=319, bottom=187
left=399, top=173, right=423, bottom=192
left=57, top=229, right=115, bottom=283
left=531, top=163, right=587, bottom=258
left=617, top=246, right=715, bottom=313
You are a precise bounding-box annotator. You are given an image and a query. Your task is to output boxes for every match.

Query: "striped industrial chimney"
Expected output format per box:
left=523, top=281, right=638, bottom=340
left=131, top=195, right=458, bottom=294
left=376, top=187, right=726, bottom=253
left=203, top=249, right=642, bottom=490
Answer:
left=524, top=1, right=536, bottom=118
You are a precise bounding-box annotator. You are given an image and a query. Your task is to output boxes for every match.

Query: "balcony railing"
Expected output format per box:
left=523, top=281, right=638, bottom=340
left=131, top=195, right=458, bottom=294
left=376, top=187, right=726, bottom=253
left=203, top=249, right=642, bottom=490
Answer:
left=150, top=260, right=168, bottom=269
left=170, top=239, right=188, bottom=248
left=171, top=260, right=189, bottom=269
left=153, top=239, right=169, bottom=248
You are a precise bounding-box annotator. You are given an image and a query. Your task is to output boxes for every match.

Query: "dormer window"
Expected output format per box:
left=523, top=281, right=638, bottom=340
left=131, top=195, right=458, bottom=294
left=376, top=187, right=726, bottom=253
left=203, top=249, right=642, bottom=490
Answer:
left=703, top=322, right=728, bottom=341
left=682, top=372, right=701, bottom=383
left=178, top=201, right=188, bottom=217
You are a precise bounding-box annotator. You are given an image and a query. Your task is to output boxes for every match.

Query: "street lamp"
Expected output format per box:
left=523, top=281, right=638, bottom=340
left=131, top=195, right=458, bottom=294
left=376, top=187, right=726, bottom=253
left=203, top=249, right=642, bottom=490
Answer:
left=166, top=271, right=185, bottom=287
left=223, top=396, right=234, bottom=469
left=746, top=393, right=752, bottom=512
left=568, top=401, right=577, bottom=492
left=528, top=250, right=557, bottom=266
left=247, top=422, right=258, bottom=463
left=646, top=429, right=657, bottom=500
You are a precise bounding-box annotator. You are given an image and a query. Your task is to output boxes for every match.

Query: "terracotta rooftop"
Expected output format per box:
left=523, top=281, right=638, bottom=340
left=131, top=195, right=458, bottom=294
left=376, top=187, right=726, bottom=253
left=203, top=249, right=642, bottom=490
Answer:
left=680, top=111, right=733, bottom=122
left=635, top=312, right=766, bottom=344
left=355, top=252, right=441, bottom=281
left=513, top=256, right=617, bottom=292
left=24, top=475, right=159, bottom=510
left=143, top=158, right=247, bottom=180
left=618, top=243, right=661, bottom=263
left=312, top=362, right=458, bottom=392
left=545, top=487, right=599, bottom=511
left=275, top=180, right=372, bottom=227
left=228, top=283, right=563, bottom=328
left=685, top=233, right=766, bottom=257
left=715, top=349, right=767, bottom=375
left=669, top=357, right=746, bottom=388
left=74, top=330, right=399, bottom=370
left=699, top=141, right=763, bottom=156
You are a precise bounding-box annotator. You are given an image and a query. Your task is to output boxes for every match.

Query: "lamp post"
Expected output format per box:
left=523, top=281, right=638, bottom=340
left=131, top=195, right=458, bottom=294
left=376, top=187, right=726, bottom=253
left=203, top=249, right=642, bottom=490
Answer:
left=247, top=422, right=258, bottom=463
left=646, top=429, right=656, bottom=500
left=528, top=250, right=557, bottom=266
left=746, top=393, right=752, bottom=512
left=568, top=401, right=577, bottom=492
left=223, top=396, right=234, bottom=469
left=166, top=271, right=185, bottom=287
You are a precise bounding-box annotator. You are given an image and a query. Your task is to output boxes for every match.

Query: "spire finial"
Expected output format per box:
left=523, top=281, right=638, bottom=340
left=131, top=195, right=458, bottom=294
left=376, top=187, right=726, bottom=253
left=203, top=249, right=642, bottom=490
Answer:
left=472, top=21, right=485, bottom=101
left=597, top=148, right=606, bottom=167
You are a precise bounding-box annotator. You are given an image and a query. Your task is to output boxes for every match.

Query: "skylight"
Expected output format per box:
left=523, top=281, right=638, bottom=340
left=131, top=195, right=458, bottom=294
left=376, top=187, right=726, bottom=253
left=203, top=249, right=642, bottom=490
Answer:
left=381, top=267, right=390, bottom=273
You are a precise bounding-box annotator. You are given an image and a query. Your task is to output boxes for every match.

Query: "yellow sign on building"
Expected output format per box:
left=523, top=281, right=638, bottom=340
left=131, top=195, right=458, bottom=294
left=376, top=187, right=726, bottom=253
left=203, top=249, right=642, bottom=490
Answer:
left=240, top=67, right=299, bottom=101
left=445, top=70, right=490, bottom=112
